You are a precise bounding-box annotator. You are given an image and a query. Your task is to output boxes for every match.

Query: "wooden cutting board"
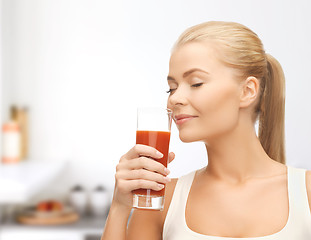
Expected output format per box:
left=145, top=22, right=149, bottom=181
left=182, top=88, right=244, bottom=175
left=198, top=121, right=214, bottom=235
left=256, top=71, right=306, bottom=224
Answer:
left=17, top=212, right=79, bottom=225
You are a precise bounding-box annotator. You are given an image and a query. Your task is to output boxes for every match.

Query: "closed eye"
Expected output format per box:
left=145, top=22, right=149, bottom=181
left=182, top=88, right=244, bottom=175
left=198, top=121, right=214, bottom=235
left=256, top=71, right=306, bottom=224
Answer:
left=192, top=83, right=203, bottom=88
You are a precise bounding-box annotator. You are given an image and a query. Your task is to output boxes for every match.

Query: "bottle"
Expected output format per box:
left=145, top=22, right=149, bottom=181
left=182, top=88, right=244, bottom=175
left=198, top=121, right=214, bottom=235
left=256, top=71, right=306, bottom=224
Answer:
left=10, top=106, right=28, bottom=160
left=2, top=121, right=21, bottom=163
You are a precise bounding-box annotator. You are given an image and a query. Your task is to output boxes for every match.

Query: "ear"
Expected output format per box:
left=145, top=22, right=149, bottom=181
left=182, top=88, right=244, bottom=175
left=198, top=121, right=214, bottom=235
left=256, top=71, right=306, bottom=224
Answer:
left=239, top=76, right=260, bottom=108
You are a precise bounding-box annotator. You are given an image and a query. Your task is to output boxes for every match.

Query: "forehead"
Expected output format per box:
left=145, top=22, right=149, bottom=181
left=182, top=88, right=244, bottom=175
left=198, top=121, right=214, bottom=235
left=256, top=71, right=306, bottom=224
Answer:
left=169, top=41, right=222, bottom=73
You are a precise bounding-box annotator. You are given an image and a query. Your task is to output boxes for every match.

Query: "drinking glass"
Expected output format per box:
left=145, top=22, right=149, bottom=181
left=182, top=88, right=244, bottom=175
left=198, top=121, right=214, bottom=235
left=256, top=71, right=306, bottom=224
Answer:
left=132, top=107, right=172, bottom=210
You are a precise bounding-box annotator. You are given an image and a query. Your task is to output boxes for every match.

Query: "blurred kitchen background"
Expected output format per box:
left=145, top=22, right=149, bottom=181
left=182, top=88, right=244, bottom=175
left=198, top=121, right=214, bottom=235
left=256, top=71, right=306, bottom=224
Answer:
left=0, top=0, right=310, bottom=239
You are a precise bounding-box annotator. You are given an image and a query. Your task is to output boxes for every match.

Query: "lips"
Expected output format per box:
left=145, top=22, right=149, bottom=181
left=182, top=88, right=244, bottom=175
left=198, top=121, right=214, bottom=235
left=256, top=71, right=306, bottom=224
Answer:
left=174, top=114, right=198, bottom=125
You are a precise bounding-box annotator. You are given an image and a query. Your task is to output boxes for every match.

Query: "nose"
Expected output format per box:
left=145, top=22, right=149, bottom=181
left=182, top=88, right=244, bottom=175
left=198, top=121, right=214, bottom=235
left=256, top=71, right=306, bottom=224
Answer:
left=167, top=85, right=188, bottom=107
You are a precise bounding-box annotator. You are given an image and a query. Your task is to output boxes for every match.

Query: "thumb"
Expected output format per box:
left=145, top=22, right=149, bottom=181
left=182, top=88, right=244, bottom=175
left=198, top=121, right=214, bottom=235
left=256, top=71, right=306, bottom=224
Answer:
left=168, top=152, right=175, bottom=164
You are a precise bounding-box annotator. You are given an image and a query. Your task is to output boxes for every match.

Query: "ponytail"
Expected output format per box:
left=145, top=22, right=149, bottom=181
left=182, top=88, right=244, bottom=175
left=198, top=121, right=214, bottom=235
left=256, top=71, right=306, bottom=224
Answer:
left=258, top=54, right=286, bottom=164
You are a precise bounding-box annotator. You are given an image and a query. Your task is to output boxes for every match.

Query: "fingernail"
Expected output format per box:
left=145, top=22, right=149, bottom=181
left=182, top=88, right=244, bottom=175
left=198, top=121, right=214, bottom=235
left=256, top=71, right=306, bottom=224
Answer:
left=164, top=168, right=170, bottom=174
left=164, top=176, right=171, bottom=182
left=158, top=184, right=165, bottom=189
left=156, top=151, right=163, bottom=158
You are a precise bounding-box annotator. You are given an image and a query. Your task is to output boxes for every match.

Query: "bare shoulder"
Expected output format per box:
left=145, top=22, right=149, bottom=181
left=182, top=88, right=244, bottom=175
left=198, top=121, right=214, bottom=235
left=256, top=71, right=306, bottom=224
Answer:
left=127, top=179, right=178, bottom=240
left=306, top=170, right=311, bottom=212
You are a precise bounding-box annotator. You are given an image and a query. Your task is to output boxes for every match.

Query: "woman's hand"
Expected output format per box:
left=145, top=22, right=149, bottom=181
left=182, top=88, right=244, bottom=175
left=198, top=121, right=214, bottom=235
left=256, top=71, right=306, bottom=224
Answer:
left=112, top=144, right=175, bottom=209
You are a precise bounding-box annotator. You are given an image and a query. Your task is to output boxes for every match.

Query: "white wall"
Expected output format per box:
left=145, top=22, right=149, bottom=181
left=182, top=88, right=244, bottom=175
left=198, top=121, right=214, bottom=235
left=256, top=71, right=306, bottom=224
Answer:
left=0, top=0, right=2, bottom=158
left=1, top=0, right=311, bottom=200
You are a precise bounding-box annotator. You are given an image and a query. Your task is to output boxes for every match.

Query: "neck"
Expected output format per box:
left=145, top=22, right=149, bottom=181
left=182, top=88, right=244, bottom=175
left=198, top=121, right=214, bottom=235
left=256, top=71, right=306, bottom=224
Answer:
left=204, top=121, right=276, bottom=184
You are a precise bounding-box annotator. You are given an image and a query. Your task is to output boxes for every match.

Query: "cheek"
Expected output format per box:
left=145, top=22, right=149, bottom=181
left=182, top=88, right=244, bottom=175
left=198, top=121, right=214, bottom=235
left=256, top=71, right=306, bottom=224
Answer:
left=195, top=87, right=240, bottom=134
left=195, top=85, right=239, bottom=112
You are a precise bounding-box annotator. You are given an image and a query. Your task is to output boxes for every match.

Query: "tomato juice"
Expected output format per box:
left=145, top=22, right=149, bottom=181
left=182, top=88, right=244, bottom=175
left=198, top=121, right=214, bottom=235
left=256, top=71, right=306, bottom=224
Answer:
left=133, top=130, right=171, bottom=197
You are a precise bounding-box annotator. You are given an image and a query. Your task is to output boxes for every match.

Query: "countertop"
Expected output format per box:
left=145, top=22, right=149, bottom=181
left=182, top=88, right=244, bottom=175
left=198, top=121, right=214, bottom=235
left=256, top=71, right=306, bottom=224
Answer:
left=0, top=215, right=106, bottom=240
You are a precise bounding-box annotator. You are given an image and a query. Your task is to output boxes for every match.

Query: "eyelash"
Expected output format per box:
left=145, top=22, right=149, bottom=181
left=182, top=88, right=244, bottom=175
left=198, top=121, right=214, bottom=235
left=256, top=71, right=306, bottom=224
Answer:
left=192, top=83, right=203, bottom=88
left=166, top=83, right=203, bottom=94
left=166, top=89, right=176, bottom=94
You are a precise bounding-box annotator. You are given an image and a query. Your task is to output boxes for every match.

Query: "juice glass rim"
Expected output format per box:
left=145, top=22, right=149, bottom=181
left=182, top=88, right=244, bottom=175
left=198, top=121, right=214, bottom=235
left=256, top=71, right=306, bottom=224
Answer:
left=137, top=107, right=172, bottom=113
left=137, top=107, right=173, bottom=132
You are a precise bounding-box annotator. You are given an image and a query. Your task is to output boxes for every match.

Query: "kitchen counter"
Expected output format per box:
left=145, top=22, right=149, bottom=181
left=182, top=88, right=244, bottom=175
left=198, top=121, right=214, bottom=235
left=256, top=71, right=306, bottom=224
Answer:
left=0, top=215, right=106, bottom=240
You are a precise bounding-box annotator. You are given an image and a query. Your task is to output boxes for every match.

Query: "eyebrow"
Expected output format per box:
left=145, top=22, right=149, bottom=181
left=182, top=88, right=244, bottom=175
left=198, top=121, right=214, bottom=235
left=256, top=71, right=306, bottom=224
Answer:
left=167, top=68, right=209, bottom=81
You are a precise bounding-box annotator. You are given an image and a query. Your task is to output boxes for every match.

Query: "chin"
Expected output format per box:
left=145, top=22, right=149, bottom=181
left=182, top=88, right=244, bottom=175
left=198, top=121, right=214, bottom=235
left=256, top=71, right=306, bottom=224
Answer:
left=178, top=132, right=202, bottom=143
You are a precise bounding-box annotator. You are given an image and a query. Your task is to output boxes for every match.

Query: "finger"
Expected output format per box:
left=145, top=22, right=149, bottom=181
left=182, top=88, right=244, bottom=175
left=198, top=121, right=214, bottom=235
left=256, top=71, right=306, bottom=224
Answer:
left=168, top=152, right=175, bottom=164
left=127, top=157, right=170, bottom=176
left=117, top=156, right=168, bottom=175
left=120, top=179, right=165, bottom=192
left=125, top=144, right=163, bottom=159
left=118, top=169, right=171, bottom=184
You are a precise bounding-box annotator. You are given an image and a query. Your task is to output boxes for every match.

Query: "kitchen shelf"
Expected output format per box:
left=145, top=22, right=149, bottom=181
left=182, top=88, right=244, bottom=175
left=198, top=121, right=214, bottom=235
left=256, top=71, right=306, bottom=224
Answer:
left=0, top=161, right=66, bottom=204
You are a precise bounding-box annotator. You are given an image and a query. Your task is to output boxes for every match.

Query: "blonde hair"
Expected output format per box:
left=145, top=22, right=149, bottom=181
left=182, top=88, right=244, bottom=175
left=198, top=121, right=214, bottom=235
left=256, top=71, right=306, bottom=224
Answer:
left=174, top=21, right=286, bottom=164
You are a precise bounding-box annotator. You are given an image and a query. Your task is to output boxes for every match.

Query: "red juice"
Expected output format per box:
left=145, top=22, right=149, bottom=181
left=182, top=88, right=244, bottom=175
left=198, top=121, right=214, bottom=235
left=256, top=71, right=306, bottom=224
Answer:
left=133, top=130, right=171, bottom=197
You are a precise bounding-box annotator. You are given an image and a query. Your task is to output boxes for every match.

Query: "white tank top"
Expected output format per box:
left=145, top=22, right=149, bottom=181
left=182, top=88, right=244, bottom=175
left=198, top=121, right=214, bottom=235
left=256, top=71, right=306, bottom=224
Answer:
left=163, top=166, right=311, bottom=240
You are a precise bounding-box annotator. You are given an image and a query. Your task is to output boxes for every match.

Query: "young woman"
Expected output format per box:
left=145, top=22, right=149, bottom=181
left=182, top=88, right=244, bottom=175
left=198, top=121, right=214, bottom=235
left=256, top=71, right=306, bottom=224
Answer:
left=102, top=21, right=311, bottom=240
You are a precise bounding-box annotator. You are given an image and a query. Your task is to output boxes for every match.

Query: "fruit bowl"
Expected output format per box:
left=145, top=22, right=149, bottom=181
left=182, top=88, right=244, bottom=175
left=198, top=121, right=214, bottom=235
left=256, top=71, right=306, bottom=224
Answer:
left=16, top=200, right=79, bottom=225
left=22, top=205, right=75, bottom=218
